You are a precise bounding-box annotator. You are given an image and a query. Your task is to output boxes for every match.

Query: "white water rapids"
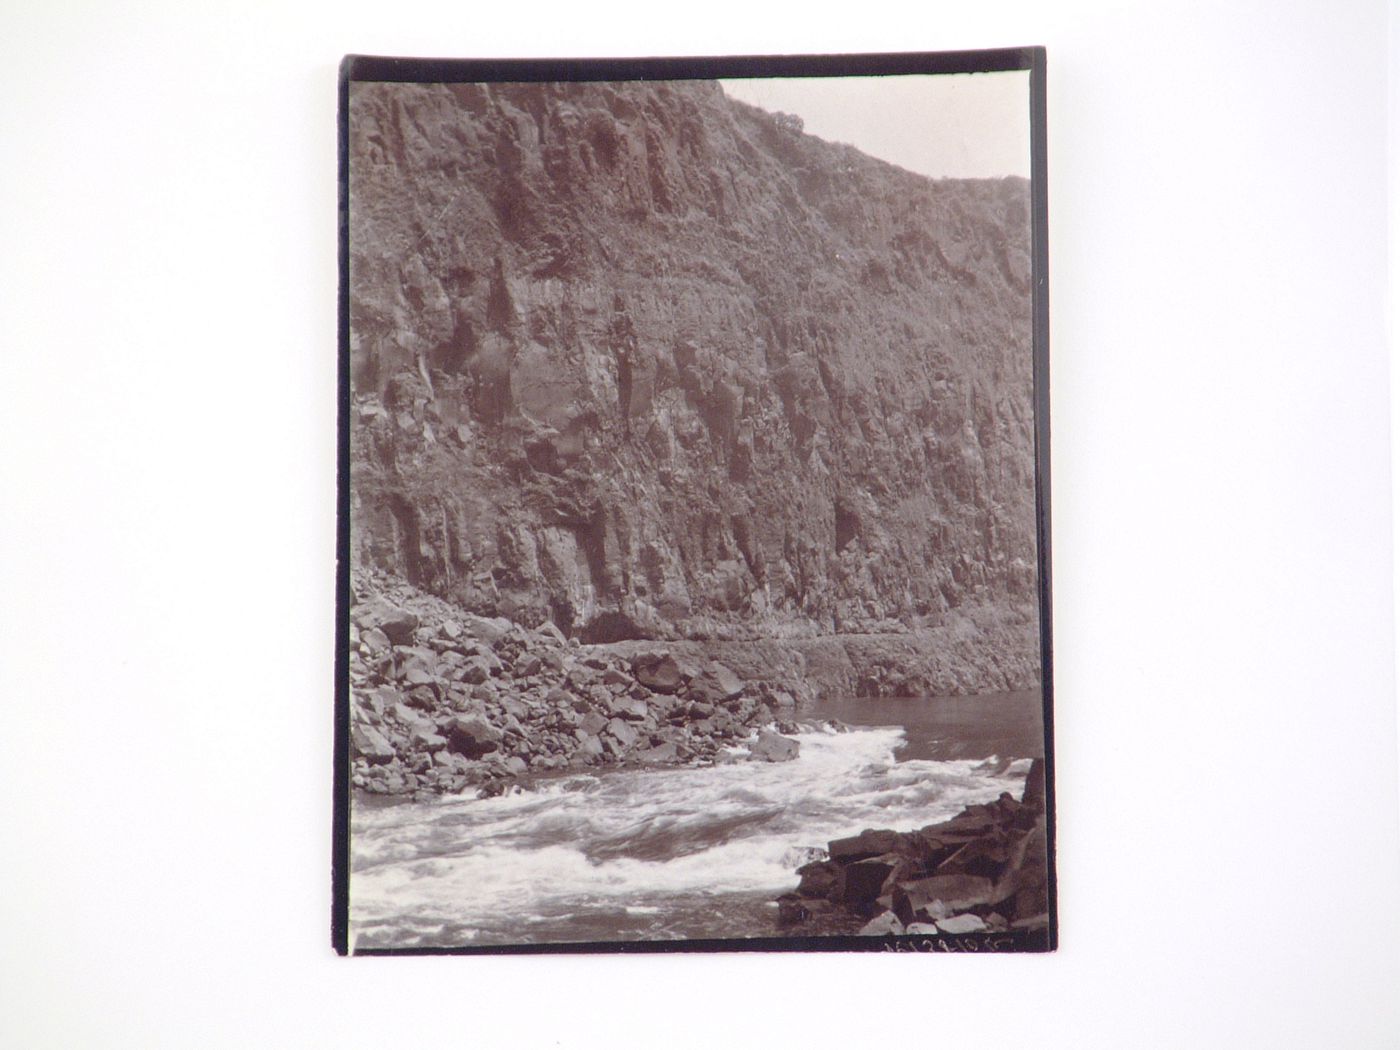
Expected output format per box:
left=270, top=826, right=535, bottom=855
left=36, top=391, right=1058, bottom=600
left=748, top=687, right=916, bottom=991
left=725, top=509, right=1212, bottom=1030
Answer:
left=349, top=702, right=1038, bottom=949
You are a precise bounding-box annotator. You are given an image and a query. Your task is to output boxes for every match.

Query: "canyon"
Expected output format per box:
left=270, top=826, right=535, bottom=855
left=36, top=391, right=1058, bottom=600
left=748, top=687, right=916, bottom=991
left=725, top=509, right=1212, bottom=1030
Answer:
left=348, top=76, right=1040, bottom=704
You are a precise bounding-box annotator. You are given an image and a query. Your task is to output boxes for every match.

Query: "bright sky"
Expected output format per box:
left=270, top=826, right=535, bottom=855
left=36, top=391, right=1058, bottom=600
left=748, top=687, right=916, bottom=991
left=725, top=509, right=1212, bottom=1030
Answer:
left=720, top=71, right=1030, bottom=180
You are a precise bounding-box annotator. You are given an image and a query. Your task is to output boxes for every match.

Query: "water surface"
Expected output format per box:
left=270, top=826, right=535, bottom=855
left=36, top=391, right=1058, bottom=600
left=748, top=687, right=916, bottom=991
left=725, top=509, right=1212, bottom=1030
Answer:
left=350, top=690, right=1045, bottom=949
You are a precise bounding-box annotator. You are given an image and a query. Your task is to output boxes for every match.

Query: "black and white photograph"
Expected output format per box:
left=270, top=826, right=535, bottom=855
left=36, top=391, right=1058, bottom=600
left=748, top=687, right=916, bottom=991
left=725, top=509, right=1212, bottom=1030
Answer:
left=338, top=51, right=1054, bottom=954
left=8, top=0, right=1400, bottom=1043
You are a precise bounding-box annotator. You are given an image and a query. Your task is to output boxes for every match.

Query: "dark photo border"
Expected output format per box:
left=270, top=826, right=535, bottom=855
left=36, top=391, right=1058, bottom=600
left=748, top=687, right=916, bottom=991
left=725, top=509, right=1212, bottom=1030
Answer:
left=334, top=46, right=1052, bottom=956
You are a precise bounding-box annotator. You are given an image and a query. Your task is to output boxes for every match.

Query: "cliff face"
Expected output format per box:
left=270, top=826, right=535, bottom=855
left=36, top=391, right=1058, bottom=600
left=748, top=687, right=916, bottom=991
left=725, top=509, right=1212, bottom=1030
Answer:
left=348, top=78, right=1040, bottom=696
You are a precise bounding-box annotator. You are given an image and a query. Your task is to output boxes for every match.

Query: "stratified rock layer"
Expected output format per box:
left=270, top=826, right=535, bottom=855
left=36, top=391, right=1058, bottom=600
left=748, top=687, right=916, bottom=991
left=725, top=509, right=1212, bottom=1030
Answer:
left=349, top=79, right=1040, bottom=696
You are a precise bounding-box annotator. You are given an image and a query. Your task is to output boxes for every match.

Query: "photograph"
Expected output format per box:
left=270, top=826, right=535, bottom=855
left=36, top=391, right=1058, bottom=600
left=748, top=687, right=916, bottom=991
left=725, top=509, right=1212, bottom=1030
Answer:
left=8, top=1, right=1400, bottom=1043
left=337, top=49, right=1053, bottom=954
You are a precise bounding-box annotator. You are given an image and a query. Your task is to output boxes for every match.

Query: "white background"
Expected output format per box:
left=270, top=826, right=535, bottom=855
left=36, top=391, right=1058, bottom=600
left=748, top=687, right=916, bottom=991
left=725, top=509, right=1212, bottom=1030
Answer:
left=3, top=1, right=1398, bottom=1047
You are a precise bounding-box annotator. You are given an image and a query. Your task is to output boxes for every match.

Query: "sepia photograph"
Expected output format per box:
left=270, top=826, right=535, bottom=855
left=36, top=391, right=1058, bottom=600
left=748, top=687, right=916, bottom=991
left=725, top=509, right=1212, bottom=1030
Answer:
left=336, top=49, right=1053, bottom=954
left=9, top=0, right=1400, bottom=1041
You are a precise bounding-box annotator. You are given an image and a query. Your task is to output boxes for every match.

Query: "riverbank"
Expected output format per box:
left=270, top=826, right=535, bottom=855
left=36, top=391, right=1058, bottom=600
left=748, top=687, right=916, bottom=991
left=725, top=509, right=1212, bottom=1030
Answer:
left=349, top=570, right=816, bottom=799
left=775, top=758, right=1050, bottom=938
left=348, top=569, right=1050, bottom=946
left=350, top=718, right=1034, bottom=948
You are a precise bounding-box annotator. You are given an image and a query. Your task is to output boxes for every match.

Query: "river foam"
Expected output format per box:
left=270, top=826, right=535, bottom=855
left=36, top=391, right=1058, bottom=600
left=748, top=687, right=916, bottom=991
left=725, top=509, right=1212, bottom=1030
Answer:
left=349, top=723, right=1028, bottom=949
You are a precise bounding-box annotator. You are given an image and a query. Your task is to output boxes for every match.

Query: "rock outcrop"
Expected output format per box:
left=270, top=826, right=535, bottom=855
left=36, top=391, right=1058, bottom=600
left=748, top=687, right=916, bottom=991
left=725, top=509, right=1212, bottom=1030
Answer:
left=347, top=78, right=1040, bottom=698
left=775, top=758, right=1050, bottom=937
left=349, top=570, right=807, bottom=798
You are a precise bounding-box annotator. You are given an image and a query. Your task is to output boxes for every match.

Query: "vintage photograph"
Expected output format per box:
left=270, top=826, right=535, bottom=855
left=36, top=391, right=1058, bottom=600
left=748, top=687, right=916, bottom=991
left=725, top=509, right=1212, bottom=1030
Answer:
left=337, top=51, right=1052, bottom=954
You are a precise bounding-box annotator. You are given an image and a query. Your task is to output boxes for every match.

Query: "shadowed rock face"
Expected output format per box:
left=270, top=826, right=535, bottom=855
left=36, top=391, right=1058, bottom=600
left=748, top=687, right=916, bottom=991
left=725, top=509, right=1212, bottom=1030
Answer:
left=348, top=78, right=1040, bottom=696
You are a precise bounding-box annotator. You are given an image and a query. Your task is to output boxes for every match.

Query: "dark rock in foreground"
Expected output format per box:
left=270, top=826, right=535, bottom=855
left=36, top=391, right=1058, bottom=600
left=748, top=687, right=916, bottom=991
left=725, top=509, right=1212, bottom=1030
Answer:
left=777, top=758, right=1050, bottom=938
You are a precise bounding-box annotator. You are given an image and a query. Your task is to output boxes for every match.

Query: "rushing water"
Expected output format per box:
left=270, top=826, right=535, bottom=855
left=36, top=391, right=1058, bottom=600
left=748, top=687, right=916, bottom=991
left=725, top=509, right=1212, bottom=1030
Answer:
left=349, top=690, right=1043, bottom=950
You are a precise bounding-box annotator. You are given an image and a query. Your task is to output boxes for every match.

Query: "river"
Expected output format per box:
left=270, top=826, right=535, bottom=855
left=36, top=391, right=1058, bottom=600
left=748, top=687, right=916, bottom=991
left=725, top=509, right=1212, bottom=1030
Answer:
left=348, top=689, right=1043, bottom=950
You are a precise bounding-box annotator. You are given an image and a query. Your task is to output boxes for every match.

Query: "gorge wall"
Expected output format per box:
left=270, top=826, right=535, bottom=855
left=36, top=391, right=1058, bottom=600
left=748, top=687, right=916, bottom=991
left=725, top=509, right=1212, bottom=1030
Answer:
left=348, top=78, right=1041, bottom=698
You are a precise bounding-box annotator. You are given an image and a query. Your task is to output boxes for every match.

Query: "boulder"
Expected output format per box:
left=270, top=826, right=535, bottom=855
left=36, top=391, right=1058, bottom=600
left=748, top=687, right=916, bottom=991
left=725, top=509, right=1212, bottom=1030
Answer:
left=795, top=860, right=841, bottom=899
left=535, top=620, right=568, bottom=645
left=445, top=715, right=503, bottom=757
left=632, top=652, right=684, bottom=693
left=574, top=731, right=604, bottom=759
left=935, top=914, right=988, bottom=935
left=900, top=873, right=995, bottom=915
left=904, top=922, right=941, bottom=935
left=687, top=662, right=745, bottom=703
left=913, top=829, right=981, bottom=869
left=460, top=656, right=494, bottom=685
left=578, top=712, right=608, bottom=736
left=359, top=627, right=391, bottom=653
left=402, top=667, right=437, bottom=690
left=920, top=813, right=999, bottom=839
left=635, top=742, right=677, bottom=764
left=937, top=832, right=1015, bottom=879
left=390, top=703, right=430, bottom=726
left=564, top=667, right=594, bottom=691
left=544, top=686, right=576, bottom=708
left=463, top=614, right=512, bottom=645
left=365, top=603, right=419, bottom=645
left=410, top=726, right=448, bottom=750
left=843, top=852, right=915, bottom=908
left=396, top=645, right=439, bottom=676
left=358, top=686, right=391, bottom=716
left=857, top=911, right=904, bottom=937
left=406, top=685, right=438, bottom=709
left=890, top=884, right=919, bottom=927
left=828, top=829, right=902, bottom=863
left=607, top=718, right=639, bottom=749
left=747, top=730, right=799, bottom=763
left=471, top=645, right=504, bottom=671
left=1022, top=757, right=1047, bottom=809
left=351, top=725, right=396, bottom=764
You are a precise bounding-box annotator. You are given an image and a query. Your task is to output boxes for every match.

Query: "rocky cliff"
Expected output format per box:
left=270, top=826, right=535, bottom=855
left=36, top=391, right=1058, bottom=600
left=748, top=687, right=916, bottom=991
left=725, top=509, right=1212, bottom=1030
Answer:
left=348, top=78, right=1040, bottom=697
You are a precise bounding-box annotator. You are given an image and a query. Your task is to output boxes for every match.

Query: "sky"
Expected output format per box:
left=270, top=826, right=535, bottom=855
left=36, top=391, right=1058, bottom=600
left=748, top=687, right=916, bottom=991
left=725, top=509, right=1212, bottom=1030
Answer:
left=720, top=70, right=1030, bottom=180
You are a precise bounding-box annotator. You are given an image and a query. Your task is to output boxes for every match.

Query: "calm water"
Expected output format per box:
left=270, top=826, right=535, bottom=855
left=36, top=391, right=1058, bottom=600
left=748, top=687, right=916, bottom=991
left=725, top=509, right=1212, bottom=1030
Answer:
left=810, top=689, right=1044, bottom=762
left=349, top=690, right=1045, bottom=950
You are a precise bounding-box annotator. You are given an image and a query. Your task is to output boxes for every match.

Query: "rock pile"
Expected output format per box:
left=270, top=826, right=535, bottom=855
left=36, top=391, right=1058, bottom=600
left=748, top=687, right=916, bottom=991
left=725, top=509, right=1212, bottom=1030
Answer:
left=776, top=759, right=1050, bottom=937
left=349, top=571, right=805, bottom=799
